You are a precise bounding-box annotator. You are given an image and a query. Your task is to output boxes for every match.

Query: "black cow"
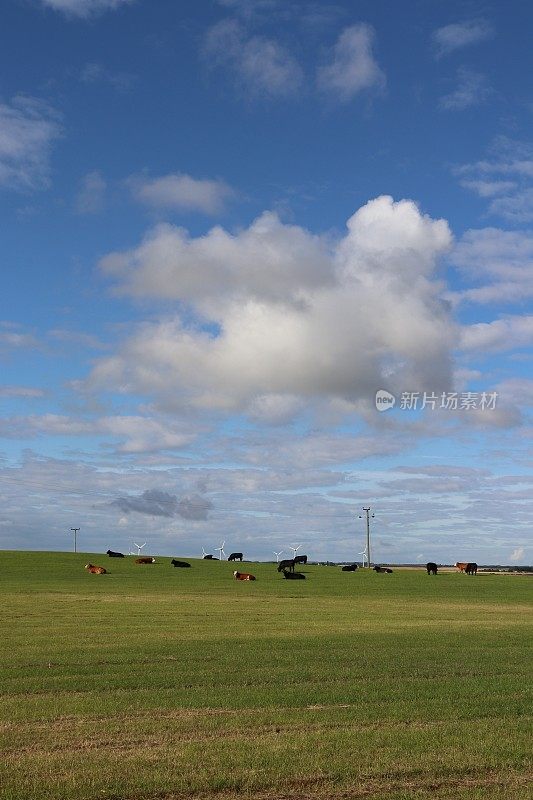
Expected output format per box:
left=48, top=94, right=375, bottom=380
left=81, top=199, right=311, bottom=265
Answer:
left=106, top=549, right=124, bottom=558
left=373, top=565, right=393, bottom=573
left=342, top=564, right=358, bottom=572
left=203, top=554, right=218, bottom=559
left=294, top=554, right=308, bottom=565
left=465, top=562, right=478, bottom=575
left=282, top=569, right=305, bottom=579
left=171, top=559, right=191, bottom=568
left=426, top=562, right=438, bottom=575
left=277, top=558, right=295, bottom=573
left=228, top=552, right=243, bottom=562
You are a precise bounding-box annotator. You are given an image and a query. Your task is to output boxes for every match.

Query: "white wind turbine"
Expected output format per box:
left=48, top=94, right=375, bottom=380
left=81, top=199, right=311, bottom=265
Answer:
left=133, top=542, right=146, bottom=556
left=359, top=547, right=368, bottom=568
left=289, top=544, right=302, bottom=560
left=201, top=546, right=209, bottom=558
left=273, top=550, right=284, bottom=563
left=215, top=540, right=226, bottom=560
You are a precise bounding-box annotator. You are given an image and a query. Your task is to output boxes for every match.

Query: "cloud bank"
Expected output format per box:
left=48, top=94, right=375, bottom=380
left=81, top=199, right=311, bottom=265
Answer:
left=93, top=196, right=454, bottom=414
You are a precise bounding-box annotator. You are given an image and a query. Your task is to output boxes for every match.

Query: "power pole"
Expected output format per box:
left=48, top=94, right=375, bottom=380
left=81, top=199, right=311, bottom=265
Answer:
left=70, top=528, right=80, bottom=553
left=359, top=508, right=374, bottom=567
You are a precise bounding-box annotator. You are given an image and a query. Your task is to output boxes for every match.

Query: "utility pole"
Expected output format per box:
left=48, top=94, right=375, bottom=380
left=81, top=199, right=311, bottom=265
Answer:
left=359, top=507, right=374, bottom=567
left=70, top=527, right=80, bottom=553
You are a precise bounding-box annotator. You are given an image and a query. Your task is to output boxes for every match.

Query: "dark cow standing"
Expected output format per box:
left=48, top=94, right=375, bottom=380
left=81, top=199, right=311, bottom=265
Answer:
left=342, top=564, right=358, bottom=572
left=228, top=552, right=243, bottom=562
left=465, top=562, right=478, bottom=575
left=373, top=565, right=393, bottom=573
left=294, top=554, right=308, bottom=565
left=171, top=559, right=191, bottom=568
left=282, top=569, right=305, bottom=579
left=426, top=562, right=438, bottom=575
left=277, top=558, right=295, bottom=573
left=106, top=549, right=124, bottom=558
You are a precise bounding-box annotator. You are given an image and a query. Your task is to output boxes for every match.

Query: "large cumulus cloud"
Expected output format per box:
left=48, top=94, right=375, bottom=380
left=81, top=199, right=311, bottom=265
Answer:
left=91, top=196, right=454, bottom=415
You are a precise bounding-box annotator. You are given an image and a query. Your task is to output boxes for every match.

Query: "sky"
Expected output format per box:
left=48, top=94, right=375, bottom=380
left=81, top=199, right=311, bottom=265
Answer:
left=1, top=0, right=532, bottom=564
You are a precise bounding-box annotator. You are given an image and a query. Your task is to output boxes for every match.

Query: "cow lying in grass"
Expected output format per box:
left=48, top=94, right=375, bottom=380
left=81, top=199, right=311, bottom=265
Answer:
left=171, top=559, right=191, bottom=568
left=233, top=570, right=256, bottom=581
left=282, top=569, right=305, bottom=579
left=85, top=564, right=107, bottom=574
left=373, top=565, right=393, bottom=573
left=342, top=564, right=358, bottom=571
left=135, top=557, right=155, bottom=564
left=106, top=549, right=124, bottom=558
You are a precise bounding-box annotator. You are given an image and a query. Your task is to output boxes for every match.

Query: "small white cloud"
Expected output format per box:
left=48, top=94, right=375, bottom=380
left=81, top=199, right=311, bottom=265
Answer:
left=432, top=19, right=494, bottom=58
left=75, top=170, right=106, bottom=215
left=41, top=0, right=134, bottom=18
left=203, top=19, right=303, bottom=98
left=317, top=23, right=385, bottom=102
left=509, top=547, right=525, bottom=562
left=131, top=173, right=235, bottom=215
left=0, top=96, right=61, bottom=192
left=460, top=180, right=517, bottom=198
left=439, top=68, right=491, bottom=111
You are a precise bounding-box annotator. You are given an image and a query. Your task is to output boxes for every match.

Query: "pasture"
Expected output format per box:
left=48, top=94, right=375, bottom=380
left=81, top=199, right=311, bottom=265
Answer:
left=1, top=551, right=532, bottom=800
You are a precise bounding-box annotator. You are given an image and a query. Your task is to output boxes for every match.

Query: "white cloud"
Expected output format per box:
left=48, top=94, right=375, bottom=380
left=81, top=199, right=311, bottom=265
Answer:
left=439, top=68, right=491, bottom=111
left=432, top=19, right=494, bottom=58
left=0, top=96, right=61, bottom=192
left=451, top=227, right=533, bottom=304
left=75, top=170, right=106, bottom=214
left=317, top=24, right=385, bottom=102
left=460, top=180, right=517, bottom=198
left=0, top=414, right=195, bottom=454
left=131, top=173, right=235, bottom=215
left=460, top=316, right=533, bottom=353
left=203, top=19, right=303, bottom=98
left=91, top=196, right=454, bottom=414
left=41, top=0, right=134, bottom=18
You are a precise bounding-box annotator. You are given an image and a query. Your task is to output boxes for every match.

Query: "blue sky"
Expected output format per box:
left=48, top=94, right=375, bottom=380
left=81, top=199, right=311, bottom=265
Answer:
left=1, top=0, right=532, bottom=564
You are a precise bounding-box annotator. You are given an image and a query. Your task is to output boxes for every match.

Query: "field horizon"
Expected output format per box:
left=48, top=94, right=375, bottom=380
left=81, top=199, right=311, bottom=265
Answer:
left=2, top=549, right=532, bottom=800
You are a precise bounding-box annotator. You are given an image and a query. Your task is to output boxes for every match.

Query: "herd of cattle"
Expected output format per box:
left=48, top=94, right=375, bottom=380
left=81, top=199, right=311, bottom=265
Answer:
left=84, top=553, right=479, bottom=579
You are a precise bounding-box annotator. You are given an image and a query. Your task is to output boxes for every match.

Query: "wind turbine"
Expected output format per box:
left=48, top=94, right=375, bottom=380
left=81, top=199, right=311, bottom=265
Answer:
left=359, top=547, right=368, bottom=568
left=273, top=550, right=283, bottom=563
left=289, top=544, right=302, bottom=560
left=215, top=540, right=226, bottom=560
left=133, top=542, right=146, bottom=556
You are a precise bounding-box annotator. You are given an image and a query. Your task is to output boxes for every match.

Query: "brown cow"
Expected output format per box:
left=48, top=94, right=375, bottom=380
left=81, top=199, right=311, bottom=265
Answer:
left=233, top=570, right=256, bottom=581
left=454, top=562, right=468, bottom=572
left=85, top=563, right=107, bottom=574
left=135, top=557, right=156, bottom=564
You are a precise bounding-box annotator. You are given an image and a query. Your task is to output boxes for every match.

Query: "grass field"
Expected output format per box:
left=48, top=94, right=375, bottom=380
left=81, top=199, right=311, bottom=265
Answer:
left=1, top=551, right=532, bottom=800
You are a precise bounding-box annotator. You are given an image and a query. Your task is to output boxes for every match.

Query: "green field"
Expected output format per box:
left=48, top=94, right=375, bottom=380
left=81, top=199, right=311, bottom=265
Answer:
left=2, top=551, right=532, bottom=800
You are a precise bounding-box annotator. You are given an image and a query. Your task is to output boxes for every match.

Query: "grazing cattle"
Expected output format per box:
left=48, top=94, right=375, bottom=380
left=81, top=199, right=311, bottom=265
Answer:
left=294, top=554, right=308, bottom=565
left=426, top=562, right=438, bottom=575
left=85, top=563, right=107, bottom=574
left=228, top=552, right=243, bottom=562
left=233, top=570, right=256, bottom=581
left=135, top=557, right=155, bottom=564
left=342, top=564, right=358, bottom=572
left=454, top=562, right=468, bottom=572
left=171, top=559, right=191, bottom=568
left=465, top=562, right=478, bottom=575
left=277, top=558, right=295, bottom=573
left=373, top=565, right=393, bottom=573
left=106, top=549, right=124, bottom=558
left=282, top=569, right=305, bottom=579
